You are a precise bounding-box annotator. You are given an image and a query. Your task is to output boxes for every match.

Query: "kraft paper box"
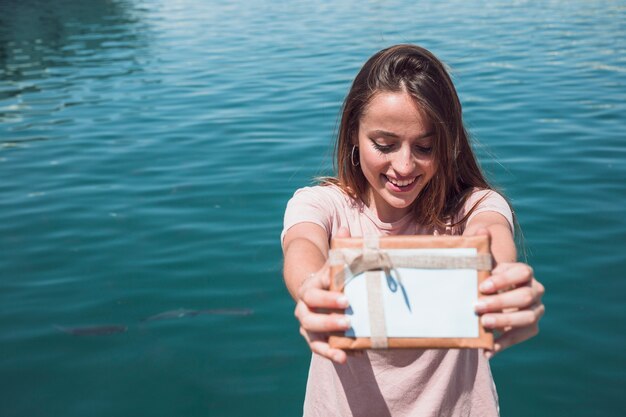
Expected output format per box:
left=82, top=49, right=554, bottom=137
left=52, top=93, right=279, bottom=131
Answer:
left=328, top=235, right=494, bottom=350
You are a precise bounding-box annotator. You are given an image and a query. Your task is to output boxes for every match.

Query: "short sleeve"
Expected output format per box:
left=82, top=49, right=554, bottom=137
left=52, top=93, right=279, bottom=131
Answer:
left=463, top=189, right=514, bottom=234
left=281, top=186, right=335, bottom=247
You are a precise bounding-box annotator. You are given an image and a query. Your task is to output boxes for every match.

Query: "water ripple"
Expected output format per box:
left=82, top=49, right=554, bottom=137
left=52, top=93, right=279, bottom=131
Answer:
left=1, top=1, right=625, bottom=416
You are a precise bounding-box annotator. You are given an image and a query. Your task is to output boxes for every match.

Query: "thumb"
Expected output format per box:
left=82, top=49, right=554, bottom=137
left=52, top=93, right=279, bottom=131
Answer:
left=336, top=226, right=351, bottom=238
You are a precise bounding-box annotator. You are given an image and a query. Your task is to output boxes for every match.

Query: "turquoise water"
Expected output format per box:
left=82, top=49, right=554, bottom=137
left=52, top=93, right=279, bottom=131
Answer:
left=1, top=0, right=625, bottom=415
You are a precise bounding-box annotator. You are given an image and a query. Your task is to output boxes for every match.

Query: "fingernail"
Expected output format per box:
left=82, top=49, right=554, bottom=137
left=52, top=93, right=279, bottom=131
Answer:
left=474, top=301, right=487, bottom=313
left=337, top=295, right=349, bottom=308
left=484, top=351, right=493, bottom=360
left=480, top=280, right=494, bottom=292
left=482, top=316, right=495, bottom=327
left=337, top=317, right=351, bottom=328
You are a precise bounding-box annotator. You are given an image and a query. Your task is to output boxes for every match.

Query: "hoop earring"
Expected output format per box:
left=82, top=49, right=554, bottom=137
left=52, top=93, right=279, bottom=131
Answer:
left=351, top=146, right=360, bottom=167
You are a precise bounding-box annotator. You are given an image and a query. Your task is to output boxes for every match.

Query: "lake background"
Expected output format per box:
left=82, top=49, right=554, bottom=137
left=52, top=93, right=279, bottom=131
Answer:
left=1, top=0, right=624, bottom=416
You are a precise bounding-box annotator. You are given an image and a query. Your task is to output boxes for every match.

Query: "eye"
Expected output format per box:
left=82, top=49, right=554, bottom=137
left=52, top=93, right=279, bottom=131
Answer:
left=371, top=141, right=394, bottom=154
left=414, top=144, right=432, bottom=154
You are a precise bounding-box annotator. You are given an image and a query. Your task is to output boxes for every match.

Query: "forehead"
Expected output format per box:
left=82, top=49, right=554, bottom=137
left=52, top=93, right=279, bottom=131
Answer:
left=359, top=91, right=432, bottom=135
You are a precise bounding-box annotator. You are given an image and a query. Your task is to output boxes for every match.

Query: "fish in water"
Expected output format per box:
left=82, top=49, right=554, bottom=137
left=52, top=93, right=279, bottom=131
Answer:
left=142, top=308, right=253, bottom=322
left=55, top=324, right=128, bottom=336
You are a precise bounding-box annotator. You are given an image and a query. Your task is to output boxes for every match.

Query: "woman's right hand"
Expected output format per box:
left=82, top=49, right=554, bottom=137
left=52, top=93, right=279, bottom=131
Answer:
left=294, top=260, right=352, bottom=364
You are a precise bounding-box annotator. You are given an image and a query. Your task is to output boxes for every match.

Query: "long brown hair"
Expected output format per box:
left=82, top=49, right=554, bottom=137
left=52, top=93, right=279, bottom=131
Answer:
left=324, top=44, right=510, bottom=231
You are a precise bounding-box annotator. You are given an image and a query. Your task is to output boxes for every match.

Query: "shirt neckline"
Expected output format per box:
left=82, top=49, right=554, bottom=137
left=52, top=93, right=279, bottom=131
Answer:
left=359, top=199, right=414, bottom=231
left=327, top=183, right=416, bottom=231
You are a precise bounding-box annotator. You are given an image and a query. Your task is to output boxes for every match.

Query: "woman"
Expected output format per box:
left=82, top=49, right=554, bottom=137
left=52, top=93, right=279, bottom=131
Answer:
left=281, top=44, right=545, bottom=416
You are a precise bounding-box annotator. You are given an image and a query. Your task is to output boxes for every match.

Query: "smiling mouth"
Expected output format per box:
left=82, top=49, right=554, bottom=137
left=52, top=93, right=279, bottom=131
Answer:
left=385, top=175, right=417, bottom=188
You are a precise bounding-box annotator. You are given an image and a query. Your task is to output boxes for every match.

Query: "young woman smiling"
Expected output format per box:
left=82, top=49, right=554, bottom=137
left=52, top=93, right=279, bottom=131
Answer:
left=281, top=44, right=545, bottom=416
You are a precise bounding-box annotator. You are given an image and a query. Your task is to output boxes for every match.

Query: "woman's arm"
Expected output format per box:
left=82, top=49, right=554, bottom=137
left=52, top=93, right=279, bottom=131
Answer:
left=283, top=222, right=329, bottom=300
left=283, top=223, right=351, bottom=363
left=464, top=211, right=546, bottom=358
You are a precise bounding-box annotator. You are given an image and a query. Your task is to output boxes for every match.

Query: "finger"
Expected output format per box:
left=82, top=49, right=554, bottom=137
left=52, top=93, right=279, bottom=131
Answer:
left=532, top=278, right=545, bottom=299
left=475, top=285, right=540, bottom=313
left=492, top=324, right=540, bottom=353
left=480, top=263, right=534, bottom=294
left=300, top=312, right=351, bottom=333
left=490, top=262, right=532, bottom=282
left=309, top=338, right=348, bottom=363
left=295, top=302, right=351, bottom=333
left=480, top=302, right=545, bottom=329
left=299, top=327, right=347, bottom=363
left=301, top=287, right=350, bottom=310
left=300, top=325, right=328, bottom=344
left=299, top=325, right=311, bottom=344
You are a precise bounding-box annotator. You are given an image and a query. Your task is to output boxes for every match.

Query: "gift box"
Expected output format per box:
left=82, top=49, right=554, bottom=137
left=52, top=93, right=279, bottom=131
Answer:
left=328, top=235, right=494, bottom=350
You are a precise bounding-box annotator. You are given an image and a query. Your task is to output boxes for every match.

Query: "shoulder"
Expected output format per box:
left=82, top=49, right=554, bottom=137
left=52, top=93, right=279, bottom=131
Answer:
left=464, top=188, right=509, bottom=208
left=288, top=184, right=354, bottom=211
left=290, top=184, right=343, bottom=199
left=282, top=184, right=357, bottom=244
left=461, top=188, right=514, bottom=233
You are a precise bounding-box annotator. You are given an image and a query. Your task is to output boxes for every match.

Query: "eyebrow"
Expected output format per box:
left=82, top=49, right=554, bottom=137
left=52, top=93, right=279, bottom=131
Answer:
left=370, top=130, right=434, bottom=140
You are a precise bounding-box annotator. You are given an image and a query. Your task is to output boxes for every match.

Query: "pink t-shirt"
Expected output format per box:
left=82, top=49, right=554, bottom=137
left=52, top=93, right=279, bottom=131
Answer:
left=282, top=185, right=513, bottom=417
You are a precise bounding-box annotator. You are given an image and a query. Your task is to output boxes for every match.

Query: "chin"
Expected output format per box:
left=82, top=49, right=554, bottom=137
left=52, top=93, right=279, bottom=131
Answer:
left=385, top=195, right=418, bottom=210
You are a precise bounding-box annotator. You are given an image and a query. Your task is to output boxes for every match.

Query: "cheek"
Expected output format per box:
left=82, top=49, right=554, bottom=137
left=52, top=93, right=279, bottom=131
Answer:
left=417, top=160, right=437, bottom=184
left=428, top=162, right=437, bottom=176
left=422, top=158, right=437, bottom=175
left=359, top=147, right=386, bottom=172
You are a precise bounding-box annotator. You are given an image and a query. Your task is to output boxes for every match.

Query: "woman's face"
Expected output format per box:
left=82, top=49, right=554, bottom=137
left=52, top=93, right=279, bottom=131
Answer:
left=356, top=90, right=437, bottom=223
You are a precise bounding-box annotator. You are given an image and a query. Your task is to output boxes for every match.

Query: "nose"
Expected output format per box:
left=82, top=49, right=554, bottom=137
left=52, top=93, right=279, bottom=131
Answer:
left=392, top=145, right=415, bottom=176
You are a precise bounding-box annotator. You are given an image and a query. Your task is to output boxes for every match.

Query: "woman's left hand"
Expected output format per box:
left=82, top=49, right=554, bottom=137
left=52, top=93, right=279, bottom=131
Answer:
left=474, top=262, right=545, bottom=358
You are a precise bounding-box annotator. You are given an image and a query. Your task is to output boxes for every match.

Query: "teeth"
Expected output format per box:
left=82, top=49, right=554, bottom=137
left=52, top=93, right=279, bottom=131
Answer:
left=388, top=176, right=416, bottom=187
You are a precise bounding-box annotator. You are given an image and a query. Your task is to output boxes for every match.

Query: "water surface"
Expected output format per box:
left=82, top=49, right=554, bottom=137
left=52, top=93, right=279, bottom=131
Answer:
left=1, top=0, right=625, bottom=416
